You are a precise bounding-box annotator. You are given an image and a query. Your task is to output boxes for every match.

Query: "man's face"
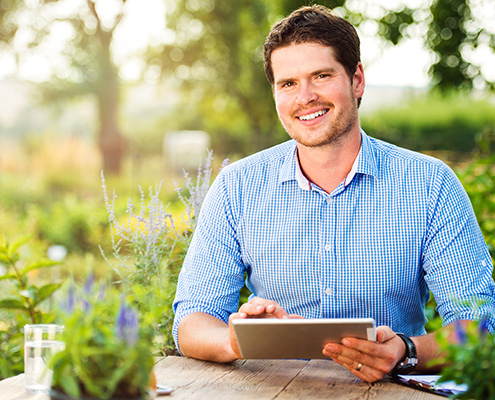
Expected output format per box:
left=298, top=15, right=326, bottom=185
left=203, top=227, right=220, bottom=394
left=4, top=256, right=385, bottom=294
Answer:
left=271, top=42, right=364, bottom=148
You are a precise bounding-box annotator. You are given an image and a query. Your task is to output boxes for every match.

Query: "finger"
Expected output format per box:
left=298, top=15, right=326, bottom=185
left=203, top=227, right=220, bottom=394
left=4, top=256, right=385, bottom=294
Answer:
left=331, top=355, right=386, bottom=383
left=323, top=344, right=369, bottom=367
left=323, top=343, right=386, bottom=375
left=288, top=314, right=305, bottom=319
left=267, top=303, right=290, bottom=318
left=229, top=311, right=247, bottom=320
left=239, top=298, right=289, bottom=318
left=238, top=302, right=267, bottom=316
left=340, top=337, right=385, bottom=358
left=375, top=325, right=396, bottom=343
left=340, top=327, right=400, bottom=369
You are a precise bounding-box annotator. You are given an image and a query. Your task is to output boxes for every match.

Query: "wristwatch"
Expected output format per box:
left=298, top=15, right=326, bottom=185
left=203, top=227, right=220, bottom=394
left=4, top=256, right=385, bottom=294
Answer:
left=391, top=333, right=418, bottom=375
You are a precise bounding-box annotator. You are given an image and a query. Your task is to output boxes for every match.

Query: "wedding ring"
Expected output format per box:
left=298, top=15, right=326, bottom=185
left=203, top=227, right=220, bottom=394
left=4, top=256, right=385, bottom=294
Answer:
left=356, top=363, right=363, bottom=372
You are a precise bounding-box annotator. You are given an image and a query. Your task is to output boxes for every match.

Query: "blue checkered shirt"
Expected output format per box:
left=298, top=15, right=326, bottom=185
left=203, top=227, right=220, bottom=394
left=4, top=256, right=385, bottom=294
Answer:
left=173, top=130, right=495, bottom=347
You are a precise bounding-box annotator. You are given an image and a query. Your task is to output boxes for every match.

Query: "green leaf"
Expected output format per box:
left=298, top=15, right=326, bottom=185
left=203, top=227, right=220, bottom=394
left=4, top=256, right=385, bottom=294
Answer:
left=7, top=235, right=32, bottom=259
left=0, top=298, right=28, bottom=311
left=0, top=273, right=17, bottom=282
left=0, top=358, right=14, bottom=380
left=37, top=283, right=61, bottom=303
left=19, top=288, right=37, bottom=301
left=59, top=369, right=81, bottom=398
left=20, top=259, right=58, bottom=276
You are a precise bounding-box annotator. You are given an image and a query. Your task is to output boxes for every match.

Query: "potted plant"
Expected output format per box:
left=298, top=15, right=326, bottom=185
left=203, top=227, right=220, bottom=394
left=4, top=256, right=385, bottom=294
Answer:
left=49, top=277, right=156, bottom=400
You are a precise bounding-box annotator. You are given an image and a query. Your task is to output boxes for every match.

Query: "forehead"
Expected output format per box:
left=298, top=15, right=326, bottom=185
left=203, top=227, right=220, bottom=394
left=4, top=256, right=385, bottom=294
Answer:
left=271, top=42, right=341, bottom=81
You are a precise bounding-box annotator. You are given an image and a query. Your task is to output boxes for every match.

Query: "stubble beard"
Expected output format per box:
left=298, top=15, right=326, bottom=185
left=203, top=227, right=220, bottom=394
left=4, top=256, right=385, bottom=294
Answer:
left=283, top=100, right=359, bottom=148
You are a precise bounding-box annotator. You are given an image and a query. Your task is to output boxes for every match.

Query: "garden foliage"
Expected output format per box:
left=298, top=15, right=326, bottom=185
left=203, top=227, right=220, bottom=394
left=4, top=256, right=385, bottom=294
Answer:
left=435, top=307, right=495, bottom=399
left=100, top=151, right=224, bottom=355
left=361, top=92, right=495, bottom=154
left=1, top=93, right=494, bottom=382
left=0, top=236, right=60, bottom=379
left=50, top=279, right=155, bottom=399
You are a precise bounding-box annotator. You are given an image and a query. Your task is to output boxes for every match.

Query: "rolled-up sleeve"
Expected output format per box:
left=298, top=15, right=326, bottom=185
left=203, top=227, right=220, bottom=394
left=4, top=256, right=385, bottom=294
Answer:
left=422, top=164, right=495, bottom=332
left=172, top=170, right=246, bottom=349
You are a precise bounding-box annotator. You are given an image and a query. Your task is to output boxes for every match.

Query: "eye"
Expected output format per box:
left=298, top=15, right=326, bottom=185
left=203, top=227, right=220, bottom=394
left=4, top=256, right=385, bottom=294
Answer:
left=282, top=81, right=295, bottom=88
left=316, top=73, right=330, bottom=79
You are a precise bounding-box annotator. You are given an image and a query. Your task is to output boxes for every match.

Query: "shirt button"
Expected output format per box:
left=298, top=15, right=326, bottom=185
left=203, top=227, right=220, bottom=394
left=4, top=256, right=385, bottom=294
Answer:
left=326, top=197, right=333, bottom=204
left=325, top=288, right=332, bottom=296
left=324, top=244, right=331, bottom=251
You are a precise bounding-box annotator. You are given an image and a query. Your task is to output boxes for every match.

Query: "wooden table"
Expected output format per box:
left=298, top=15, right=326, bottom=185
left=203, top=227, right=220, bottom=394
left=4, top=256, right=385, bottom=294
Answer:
left=0, top=356, right=441, bottom=399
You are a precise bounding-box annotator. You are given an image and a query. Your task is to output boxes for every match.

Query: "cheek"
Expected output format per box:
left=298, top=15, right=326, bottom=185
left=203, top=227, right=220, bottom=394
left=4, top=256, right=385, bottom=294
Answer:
left=274, top=93, right=291, bottom=118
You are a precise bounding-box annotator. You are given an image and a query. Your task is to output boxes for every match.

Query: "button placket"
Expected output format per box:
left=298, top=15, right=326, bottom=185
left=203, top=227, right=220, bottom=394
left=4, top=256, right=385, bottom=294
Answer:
left=321, top=193, right=337, bottom=309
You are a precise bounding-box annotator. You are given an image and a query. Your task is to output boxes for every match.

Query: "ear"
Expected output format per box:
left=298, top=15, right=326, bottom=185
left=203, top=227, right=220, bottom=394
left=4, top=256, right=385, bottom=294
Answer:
left=352, top=62, right=365, bottom=99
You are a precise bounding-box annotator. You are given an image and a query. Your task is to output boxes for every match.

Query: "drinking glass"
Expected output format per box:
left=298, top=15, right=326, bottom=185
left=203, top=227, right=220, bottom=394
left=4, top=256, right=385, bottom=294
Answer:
left=24, top=324, right=65, bottom=393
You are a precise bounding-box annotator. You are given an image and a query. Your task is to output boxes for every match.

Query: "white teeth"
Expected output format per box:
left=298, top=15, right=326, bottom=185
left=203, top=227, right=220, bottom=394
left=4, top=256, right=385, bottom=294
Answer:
left=298, top=109, right=328, bottom=121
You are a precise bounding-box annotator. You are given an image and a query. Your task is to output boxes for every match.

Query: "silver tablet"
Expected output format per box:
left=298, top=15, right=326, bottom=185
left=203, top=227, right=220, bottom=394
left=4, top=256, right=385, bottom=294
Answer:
left=232, top=318, right=376, bottom=359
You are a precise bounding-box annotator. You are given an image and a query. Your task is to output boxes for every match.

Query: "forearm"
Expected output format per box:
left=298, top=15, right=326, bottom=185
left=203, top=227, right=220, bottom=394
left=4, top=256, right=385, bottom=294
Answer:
left=177, top=312, right=238, bottom=363
left=413, top=319, right=472, bottom=371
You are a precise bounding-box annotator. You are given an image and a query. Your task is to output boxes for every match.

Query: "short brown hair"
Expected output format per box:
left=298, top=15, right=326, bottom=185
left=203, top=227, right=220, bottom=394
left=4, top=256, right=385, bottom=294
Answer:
left=263, top=5, right=361, bottom=87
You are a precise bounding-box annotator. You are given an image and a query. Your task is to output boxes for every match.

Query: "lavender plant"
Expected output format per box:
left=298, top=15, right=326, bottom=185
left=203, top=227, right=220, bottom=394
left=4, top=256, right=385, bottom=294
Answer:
left=100, top=152, right=227, bottom=355
left=175, top=151, right=229, bottom=234
left=50, top=278, right=155, bottom=399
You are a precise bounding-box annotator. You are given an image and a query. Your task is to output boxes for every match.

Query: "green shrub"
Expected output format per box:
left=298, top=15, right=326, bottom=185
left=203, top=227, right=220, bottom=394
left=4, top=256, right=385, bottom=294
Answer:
left=457, top=130, right=495, bottom=262
left=0, top=236, right=60, bottom=379
left=100, top=153, right=226, bottom=355
left=28, top=196, right=108, bottom=254
left=425, top=130, right=495, bottom=332
left=361, top=92, right=495, bottom=153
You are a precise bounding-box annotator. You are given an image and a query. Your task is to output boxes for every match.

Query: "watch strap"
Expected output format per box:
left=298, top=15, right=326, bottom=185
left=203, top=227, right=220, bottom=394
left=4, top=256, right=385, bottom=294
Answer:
left=392, top=333, right=418, bottom=375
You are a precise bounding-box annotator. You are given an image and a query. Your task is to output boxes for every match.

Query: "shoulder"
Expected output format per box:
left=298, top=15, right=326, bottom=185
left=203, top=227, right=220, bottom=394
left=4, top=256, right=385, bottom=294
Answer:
left=364, top=134, right=467, bottom=208
left=369, top=135, right=445, bottom=169
left=219, top=140, right=296, bottom=179
left=366, top=135, right=456, bottom=183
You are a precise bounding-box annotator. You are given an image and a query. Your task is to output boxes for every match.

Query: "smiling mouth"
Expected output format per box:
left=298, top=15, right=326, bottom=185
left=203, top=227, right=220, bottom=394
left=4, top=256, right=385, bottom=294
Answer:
left=297, top=109, right=329, bottom=121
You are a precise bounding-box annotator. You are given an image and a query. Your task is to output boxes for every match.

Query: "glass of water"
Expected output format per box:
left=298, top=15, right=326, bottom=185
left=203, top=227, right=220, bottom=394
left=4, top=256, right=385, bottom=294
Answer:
left=24, top=324, right=65, bottom=393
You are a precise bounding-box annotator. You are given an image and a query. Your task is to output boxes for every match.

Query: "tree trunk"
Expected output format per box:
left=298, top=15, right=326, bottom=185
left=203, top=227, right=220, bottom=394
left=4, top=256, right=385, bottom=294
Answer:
left=96, top=28, right=125, bottom=175
left=97, top=87, right=125, bottom=175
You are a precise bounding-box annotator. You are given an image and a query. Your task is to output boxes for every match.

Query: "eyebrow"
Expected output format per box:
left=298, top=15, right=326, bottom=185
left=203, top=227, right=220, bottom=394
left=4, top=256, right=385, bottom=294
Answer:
left=274, top=67, right=338, bottom=87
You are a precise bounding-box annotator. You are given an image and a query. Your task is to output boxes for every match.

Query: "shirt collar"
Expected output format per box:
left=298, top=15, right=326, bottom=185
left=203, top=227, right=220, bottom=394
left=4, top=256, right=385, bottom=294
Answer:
left=279, top=129, right=378, bottom=190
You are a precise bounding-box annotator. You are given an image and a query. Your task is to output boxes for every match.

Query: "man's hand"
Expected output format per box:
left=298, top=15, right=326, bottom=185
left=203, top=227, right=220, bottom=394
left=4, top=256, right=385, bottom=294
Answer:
left=228, top=297, right=303, bottom=358
left=322, top=326, right=406, bottom=383
left=237, top=296, right=292, bottom=318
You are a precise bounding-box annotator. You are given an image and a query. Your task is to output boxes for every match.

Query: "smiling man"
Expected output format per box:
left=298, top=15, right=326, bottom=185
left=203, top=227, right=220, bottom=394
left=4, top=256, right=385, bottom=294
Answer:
left=172, top=5, right=495, bottom=383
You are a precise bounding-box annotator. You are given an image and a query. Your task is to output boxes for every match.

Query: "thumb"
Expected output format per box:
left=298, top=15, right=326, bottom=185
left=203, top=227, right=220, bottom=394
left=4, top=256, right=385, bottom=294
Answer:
left=376, top=325, right=395, bottom=344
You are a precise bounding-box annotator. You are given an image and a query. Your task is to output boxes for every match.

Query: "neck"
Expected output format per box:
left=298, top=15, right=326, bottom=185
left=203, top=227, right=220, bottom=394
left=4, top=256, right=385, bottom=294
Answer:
left=297, top=128, right=361, bottom=194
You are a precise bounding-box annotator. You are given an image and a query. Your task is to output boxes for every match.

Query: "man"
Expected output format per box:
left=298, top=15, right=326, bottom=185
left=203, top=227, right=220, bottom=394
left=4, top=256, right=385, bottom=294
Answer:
left=173, top=5, right=495, bottom=383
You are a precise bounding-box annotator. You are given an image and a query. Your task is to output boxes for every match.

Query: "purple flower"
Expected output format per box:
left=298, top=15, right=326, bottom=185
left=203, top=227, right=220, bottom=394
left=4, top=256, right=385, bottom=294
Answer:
left=454, top=320, right=467, bottom=345
left=81, top=275, right=95, bottom=311
left=220, top=158, right=230, bottom=170
left=61, top=286, right=76, bottom=314
left=479, top=315, right=489, bottom=336
left=115, top=300, right=139, bottom=346
left=84, top=274, right=95, bottom=294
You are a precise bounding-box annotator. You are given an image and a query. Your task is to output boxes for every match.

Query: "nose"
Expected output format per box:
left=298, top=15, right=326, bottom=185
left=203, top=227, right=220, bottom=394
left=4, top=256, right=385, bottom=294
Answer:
left=296, top=81, right=318, bottom=105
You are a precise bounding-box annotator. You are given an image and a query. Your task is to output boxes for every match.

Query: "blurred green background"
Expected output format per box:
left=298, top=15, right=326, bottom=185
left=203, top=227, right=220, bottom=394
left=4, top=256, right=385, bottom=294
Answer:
left=0, top=0, right=494, bottom=379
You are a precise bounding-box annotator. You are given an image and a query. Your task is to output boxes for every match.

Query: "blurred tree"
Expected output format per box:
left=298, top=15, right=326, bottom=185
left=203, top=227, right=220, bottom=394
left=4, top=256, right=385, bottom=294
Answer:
left=148, top=0, right=348, bottom=155
left=151, top=0, right=493, bottom=157
left=0, top=0, right=126, bottom=174
left=150, top=0, right=279, bottom=154
left=378, top=0, right=495, bottom=91
left=0, top=0, right=20, bottom=43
